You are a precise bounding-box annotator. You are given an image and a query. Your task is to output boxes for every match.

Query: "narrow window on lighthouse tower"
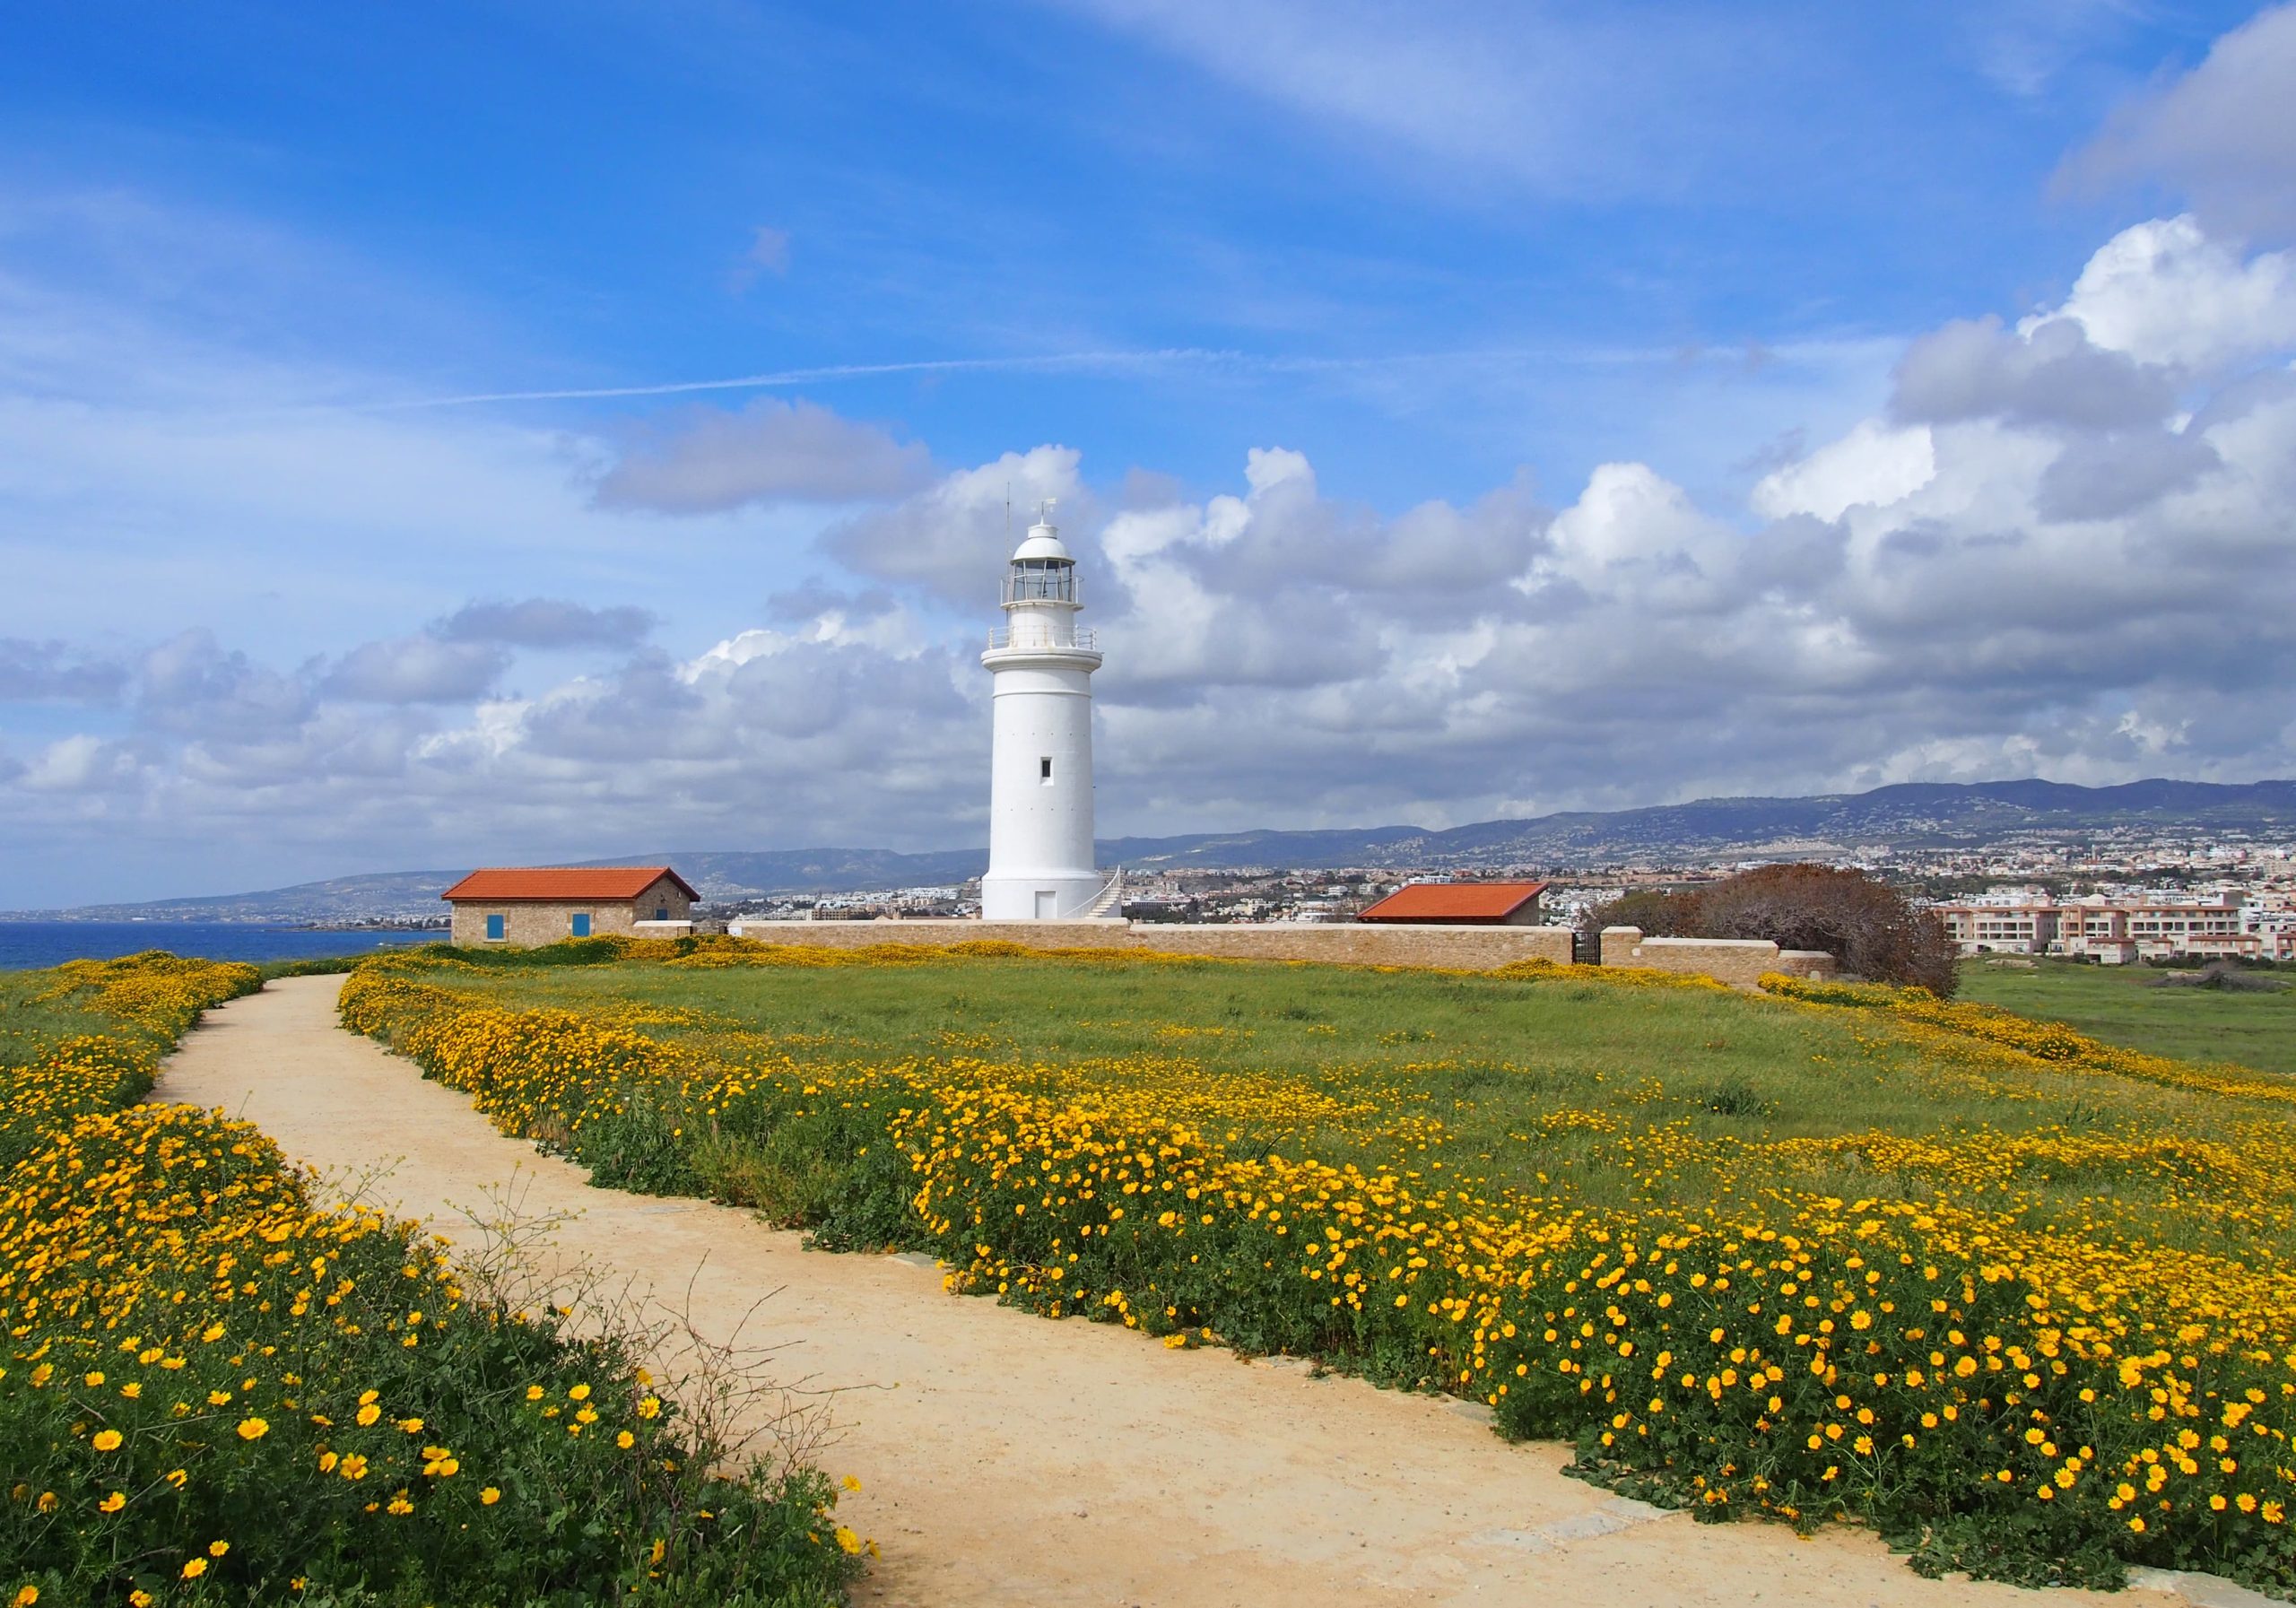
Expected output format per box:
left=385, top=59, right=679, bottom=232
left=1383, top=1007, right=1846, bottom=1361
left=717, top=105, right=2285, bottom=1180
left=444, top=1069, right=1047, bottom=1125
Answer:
left=1039, top=756, right=1054, bottom=784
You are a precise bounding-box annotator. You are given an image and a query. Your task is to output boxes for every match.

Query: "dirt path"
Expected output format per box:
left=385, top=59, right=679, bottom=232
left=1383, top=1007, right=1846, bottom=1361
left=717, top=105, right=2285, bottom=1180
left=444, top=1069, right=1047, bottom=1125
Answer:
left=152, top=977, right=2214, bottom=1608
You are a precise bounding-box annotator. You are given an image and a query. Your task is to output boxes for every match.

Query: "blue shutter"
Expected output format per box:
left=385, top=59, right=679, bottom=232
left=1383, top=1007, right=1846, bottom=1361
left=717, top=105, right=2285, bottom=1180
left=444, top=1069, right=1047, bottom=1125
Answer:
left=571, top=913, right=592, bottom=938
left=485, top=914, right=504, bottom=941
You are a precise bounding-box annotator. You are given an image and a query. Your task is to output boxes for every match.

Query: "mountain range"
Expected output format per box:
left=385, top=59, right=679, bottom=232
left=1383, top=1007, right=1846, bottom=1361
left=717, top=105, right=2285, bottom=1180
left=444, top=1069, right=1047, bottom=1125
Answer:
left=16, top=778, right=2293, bottom=923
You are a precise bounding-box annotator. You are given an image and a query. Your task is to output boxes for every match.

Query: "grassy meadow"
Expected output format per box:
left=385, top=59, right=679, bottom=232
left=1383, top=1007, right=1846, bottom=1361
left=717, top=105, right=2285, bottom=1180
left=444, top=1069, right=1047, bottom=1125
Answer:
left=1956, top=956, right=2296, bottom=1078
left=339, top=937, right=2296, bottom=1593
left=392, top=942, right=2296, bottom=1264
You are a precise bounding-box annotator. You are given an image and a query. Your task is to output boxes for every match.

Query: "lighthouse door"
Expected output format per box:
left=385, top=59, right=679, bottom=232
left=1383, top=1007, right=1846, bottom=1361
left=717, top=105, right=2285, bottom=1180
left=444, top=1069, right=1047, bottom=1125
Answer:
left=1034, top=890, right=1057, bottom=919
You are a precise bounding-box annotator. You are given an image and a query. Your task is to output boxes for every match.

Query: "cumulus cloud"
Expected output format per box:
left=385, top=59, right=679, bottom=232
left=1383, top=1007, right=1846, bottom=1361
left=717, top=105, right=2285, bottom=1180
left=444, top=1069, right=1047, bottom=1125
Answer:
left=435, top=598, right=657, bottom=649
left=1892, top=315, right=2174, bottom=429
left=825, top=446, right=1084, bottom=604
left=323, top=637, right=509, bottom=704
left=2065, top=4, right=2296, bottom=236
left=2048, top=217, right=2296, bottom=371
left=20, top=734, right=141, bottom=795
left=8, top=214, right=2296, bottom=900
left=0, top=639, right=127, bottom=703
left=1752, top=421, right=1935, bottom=522
left=591, top=398, right=931, bottom=513
left=2034, top=427, right=2220, bottom=522
left=1065, top=214, right=2296, bottom=811
left=135, top=630, right=313, bottom=739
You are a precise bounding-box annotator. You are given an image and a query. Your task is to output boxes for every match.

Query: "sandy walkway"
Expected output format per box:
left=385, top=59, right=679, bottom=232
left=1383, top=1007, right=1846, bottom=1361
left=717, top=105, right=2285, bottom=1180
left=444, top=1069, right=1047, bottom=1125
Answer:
left=152, top=977, right=2213, bottom=1608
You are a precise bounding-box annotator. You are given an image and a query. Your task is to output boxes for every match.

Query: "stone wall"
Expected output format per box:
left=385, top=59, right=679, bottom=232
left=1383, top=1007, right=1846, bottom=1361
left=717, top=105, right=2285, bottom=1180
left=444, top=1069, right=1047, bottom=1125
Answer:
left=725, top=917, right=1574, bottom=971
left=1132, top=922, right=1572, bottom=969
left=1598, top=926, right=1839, bottom=989
left=450, top=876, right=695, bottom=947
left=726, top=918, right=1131, bottom=952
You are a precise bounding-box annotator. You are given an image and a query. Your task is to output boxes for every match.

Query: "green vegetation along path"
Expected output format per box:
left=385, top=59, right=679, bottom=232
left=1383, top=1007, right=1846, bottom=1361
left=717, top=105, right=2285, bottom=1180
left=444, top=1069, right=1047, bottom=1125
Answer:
left=154, top=976, right=2221, bottom=1608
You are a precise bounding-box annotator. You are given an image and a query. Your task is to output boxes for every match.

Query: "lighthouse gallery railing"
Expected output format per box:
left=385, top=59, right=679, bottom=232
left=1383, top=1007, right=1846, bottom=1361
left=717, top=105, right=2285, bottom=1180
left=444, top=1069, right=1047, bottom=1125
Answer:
left=986, top=625, right=1098, bottom=650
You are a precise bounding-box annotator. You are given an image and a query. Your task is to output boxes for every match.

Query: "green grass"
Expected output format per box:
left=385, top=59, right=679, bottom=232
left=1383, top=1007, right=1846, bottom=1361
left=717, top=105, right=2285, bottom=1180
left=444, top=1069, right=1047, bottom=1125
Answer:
left=1955, top=956, right=2296, bottom=1076
left=0, top=967, right=112, bottom=1068
left=420, top=946, right=2296, bottom=1265
left=346, top=943, right=2296, bottom=1592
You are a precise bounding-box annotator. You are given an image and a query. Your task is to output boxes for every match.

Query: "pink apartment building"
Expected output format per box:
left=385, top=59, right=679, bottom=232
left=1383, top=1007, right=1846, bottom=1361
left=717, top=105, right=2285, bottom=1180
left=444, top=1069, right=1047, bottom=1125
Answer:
left=1934, top=893, right=2259, bottom=963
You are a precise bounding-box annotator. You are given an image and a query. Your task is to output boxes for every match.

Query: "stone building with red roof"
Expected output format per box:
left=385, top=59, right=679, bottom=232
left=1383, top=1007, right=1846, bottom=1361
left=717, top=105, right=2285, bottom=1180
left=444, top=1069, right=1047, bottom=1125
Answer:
left=1355, top=880, right=1549, bottom=926
left=442, top=865, right=699, bottom=946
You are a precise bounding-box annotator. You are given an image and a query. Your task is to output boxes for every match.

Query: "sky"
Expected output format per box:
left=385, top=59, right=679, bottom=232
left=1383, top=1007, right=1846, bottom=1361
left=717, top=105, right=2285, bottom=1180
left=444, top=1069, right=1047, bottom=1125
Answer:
left=3, top=0, right=2294, bottom=906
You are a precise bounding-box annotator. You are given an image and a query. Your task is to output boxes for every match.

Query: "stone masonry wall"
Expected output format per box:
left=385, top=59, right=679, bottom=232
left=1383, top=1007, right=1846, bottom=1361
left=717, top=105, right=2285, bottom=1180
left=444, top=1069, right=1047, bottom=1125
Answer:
left=1130, top=922, right=1572, bottom=969
left=1599, top=926, right=1839, bottom=989
left=725, top=918, right=1574, bottom=971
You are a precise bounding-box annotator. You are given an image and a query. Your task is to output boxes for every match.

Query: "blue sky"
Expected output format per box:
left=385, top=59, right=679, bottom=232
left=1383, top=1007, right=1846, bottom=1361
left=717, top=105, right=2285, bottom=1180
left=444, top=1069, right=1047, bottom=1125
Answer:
left=4, top=1, right=2293, bottom=904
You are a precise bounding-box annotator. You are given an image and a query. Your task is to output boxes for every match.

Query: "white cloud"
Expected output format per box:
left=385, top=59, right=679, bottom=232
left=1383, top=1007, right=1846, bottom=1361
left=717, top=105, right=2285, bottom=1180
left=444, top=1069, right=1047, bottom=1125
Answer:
left=323, top=636, right=509, bottom=704
left=2065, top=4, right=2296, bottom=237
left=825, top=446, right=1085, bottom=604
left=9, top=330, right=2295, bottom=895
left=2045, top=216, right=2296, bottom=372
left=1752, top=421, right=1935, bottom=522
left=1054, top=0, right=1850, bottom=202
left=1538, top=463, right=1726, bottom=591
left=21, top=734, right=140, bottom=794
left=1894, top=313, right=2173, bottom=426
left=435, top=598, right=657, bottom=648
left=6, top=168, right=2296, bottom=904
left=0, top=638, right=127, bottom=703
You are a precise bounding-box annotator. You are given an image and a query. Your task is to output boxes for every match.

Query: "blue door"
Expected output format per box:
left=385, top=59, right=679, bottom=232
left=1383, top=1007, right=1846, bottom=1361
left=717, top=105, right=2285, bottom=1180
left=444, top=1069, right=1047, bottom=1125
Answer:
left=485, top=913, right=505, bottom=941
left=571, top=913, right=593, bottom=937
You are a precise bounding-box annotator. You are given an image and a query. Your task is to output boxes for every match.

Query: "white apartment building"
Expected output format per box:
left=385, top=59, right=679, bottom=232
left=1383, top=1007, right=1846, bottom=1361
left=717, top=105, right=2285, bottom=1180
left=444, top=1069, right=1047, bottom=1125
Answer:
left=2245, top=900, right=2296, bottom=963
left=1933, top=890, right=2259, bottom=962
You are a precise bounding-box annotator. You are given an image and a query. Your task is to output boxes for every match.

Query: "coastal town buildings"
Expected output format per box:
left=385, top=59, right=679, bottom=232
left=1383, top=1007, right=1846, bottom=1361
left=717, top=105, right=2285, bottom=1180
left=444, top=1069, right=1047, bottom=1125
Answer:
left=1931, top=889, right=2258, bottom=962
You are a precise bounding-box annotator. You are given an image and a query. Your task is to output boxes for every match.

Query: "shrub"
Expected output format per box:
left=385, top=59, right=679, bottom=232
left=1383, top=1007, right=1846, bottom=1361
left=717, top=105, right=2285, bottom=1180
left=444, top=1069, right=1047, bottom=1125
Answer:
left=1587, top=868, right=1958, bottom=995
left=1576, top=887, right=1701, bottom=958
left=1693, top=865, right=1958, bottom=995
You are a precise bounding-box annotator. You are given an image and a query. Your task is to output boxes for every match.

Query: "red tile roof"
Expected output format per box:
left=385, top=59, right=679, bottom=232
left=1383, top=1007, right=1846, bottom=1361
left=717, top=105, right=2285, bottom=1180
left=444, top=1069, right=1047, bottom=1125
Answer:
left=1357, top=881, right=1548, bottom=922
left=440, top=866, right=699, bottom=903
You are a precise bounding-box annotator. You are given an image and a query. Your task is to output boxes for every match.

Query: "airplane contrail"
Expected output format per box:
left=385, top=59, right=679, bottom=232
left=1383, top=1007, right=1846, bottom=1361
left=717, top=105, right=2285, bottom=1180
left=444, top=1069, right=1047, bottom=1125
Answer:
left=388, top=348, right=1257, bottom=408
left=374, top=336, right=1796, bottom=412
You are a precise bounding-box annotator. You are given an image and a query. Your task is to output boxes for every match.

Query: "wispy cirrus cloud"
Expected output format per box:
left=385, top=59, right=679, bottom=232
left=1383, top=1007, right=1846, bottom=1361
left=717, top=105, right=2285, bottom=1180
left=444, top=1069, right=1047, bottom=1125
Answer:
left=591, top=397, right=931, bottom=514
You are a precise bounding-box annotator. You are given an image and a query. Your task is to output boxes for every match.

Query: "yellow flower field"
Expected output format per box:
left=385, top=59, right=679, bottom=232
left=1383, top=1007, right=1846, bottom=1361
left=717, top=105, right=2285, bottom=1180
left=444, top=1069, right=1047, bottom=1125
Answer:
left=1, top=953, right=857, bottom=1607
left=334, top=935, right=2296, bottom=1592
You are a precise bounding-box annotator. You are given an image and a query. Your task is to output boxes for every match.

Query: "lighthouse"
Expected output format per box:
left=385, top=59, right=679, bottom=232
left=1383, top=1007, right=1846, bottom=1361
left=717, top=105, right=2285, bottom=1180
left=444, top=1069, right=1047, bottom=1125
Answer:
left=980, top=502, right=1110, bottom=921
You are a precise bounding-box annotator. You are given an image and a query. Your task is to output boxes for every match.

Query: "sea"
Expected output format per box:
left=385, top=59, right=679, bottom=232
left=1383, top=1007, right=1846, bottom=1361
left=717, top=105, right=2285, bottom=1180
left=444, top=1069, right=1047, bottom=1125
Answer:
left=0, top=920, right=440, bottom=970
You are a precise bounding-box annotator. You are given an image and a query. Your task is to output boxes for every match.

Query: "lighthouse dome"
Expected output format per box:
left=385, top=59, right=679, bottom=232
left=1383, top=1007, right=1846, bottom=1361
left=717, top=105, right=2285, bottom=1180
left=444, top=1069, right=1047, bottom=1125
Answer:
left=1012, top=523, right=1072, bottom=564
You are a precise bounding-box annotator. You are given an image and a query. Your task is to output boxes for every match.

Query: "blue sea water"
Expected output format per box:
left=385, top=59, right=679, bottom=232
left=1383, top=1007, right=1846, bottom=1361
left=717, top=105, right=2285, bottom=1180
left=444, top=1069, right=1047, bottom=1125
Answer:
left=0, top=920, right=439, bottom=970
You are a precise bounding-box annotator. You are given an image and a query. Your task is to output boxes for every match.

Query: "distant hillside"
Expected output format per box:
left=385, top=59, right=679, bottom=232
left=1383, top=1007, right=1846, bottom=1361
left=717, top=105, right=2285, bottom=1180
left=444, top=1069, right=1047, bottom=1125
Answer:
left=15, top=778, right=2292, bottom=922
left=13, top=870, right=472, bottom=926
left=1338, top=778, right=2296, bottom=869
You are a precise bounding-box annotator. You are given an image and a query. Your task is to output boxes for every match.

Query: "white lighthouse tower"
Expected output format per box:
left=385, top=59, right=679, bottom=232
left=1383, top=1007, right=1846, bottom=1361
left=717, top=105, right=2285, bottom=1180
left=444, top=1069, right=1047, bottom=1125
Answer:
left=980, top=501, right=1109, bottom=921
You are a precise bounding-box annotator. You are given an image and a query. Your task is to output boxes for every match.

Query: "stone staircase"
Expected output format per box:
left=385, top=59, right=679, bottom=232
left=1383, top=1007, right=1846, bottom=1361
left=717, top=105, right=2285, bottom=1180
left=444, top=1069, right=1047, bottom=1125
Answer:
left=1081, top=868, right=1126, bottom=919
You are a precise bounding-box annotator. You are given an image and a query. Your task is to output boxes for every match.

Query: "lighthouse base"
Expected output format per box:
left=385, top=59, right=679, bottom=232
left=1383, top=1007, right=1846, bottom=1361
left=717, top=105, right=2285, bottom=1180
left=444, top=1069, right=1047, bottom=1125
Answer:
left=980, top=870, right=1107, bottom=922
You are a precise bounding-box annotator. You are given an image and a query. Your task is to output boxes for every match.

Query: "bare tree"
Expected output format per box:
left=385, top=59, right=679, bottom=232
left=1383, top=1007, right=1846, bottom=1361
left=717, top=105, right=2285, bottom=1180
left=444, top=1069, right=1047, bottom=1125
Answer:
left=1690, top=864, right=1960, bottom=995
